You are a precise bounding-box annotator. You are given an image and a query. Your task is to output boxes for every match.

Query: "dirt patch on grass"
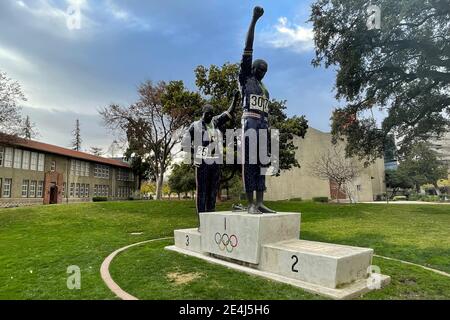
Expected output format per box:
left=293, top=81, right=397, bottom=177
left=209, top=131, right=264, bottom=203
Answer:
left=166, top=272, right=203, bottom=285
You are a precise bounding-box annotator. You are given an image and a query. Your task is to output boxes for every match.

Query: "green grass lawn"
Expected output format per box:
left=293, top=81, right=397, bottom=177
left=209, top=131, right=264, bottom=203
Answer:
left=0, top=200, right=449, bottom=300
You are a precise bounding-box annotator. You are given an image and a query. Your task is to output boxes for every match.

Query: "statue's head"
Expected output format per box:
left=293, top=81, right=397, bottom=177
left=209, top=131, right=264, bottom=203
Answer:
left=202, top=104, right=214, bottom=124
left=252, top=59, right=268, bottom=81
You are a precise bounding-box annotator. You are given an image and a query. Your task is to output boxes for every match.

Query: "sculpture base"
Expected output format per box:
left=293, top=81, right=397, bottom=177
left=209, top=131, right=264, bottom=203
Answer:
left=166, top=211, right=390, bottom=299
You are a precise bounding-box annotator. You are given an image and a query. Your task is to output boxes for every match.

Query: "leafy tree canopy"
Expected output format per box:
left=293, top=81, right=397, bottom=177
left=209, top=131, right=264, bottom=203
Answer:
left=310, top=0, right=450, bottom=161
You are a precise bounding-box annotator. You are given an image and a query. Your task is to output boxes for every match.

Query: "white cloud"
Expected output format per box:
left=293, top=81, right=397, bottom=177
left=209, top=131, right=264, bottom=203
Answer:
left=104, top=0, right=151, bottom=31
left=0, top=47, right=35, bottom=72
left=260, top=17, right=314, bottom=53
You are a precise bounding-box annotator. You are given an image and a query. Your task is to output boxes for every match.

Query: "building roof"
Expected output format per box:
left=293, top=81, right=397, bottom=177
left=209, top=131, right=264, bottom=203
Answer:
left=1, top=135, right=130, bottom=168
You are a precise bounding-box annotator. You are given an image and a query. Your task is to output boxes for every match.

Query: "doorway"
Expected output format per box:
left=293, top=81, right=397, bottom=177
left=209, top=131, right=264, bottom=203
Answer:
left=50, top=184, right=58, bottom=204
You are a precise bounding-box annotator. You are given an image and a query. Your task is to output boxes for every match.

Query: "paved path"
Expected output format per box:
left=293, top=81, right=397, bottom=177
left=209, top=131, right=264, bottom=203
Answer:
left=100, top=237, right=174, bottom=300
left=362, top=201, right=450, bottom=205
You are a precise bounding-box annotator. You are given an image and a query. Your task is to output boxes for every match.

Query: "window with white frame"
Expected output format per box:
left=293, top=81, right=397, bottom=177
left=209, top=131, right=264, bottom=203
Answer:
left=76, top=161, right=81, bottom=176
left=22, top=151, right=30, bottom=170
left=50, top=160, right=56, bottom=172
left=4, top=148, right=13, bottom=168
left=29, top=181, right=36, bottom=198
left=37, top=181, right=44, bottom=198
left=70, top=183, right=74, bottom=197
left=75, top=183, right=80, bottom=198
left=80, top=184, right=85, bottom=198
left=37, top=153, right=45, bottom=171
left=62, top=183, right=66, bottom=197
left=30, top=152, right=38, bottom=170
left=22, top=180, right=29, bottom=198
left=70, top=160, right=75, bottom=175
left=86, top=184, right=90, bottom=198
left=94, top=185, right=98, bottom=196
left=13, top=149, right=22, bottom=169
left=94, top=164, right=110, bottom=179
left=3, top=178, right=12, bottom=198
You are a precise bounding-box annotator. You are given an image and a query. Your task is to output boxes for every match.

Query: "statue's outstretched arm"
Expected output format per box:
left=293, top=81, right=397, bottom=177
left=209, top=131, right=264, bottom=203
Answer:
left=244, top=6, right=264, bottom=53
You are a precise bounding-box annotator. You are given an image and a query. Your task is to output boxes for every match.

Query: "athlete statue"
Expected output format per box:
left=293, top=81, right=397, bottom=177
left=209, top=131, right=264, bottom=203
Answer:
left=240, top=6, right=276, bottom=214
left=181, top=92, right=240, bottom=230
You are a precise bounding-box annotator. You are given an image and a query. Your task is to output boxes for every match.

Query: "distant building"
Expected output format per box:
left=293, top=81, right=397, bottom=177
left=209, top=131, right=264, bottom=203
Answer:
left=0, top=136, right=137, bottom=207
left=266, top=128, right=386, bottom=202
left=430, top=131, right=450, bottom=179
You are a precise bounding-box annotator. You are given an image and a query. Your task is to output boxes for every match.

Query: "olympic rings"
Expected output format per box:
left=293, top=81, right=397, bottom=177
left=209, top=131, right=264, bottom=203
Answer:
left=214, top=232, right=238, bottom=253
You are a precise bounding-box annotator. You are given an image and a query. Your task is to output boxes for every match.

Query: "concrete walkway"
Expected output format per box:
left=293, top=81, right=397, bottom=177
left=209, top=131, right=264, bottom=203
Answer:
left=361, top=201, right=450, bottom=205
left=100, top=237, right=174, bottom=300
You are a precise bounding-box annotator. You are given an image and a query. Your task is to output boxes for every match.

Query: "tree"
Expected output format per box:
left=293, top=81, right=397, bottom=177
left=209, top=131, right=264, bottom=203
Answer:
left=194, top=63, right=309, bottom=194
left=140, top=182, right=156, bottom=197
left=89, top=147, right=104, bottom=157
left=310, top=0, right=450, bottom=161
left=20, top=115, right=38, bottom=139
left=168, top=163, right=196, bottom=200
left=310, top=146, right=360, bottom=203
left=100, top=80, right=203, bottom=200
left=0, top=71, right=26, bottom=136
left=385, top=169, right=414, bottom=198
left=397, top=142, right=447, bottom=193
left=71, top=119, right=82, bottom=151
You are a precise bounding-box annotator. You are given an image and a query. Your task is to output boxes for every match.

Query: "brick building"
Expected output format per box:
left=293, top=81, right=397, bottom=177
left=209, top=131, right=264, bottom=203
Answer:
left=0, top=136, right=137, bottom=207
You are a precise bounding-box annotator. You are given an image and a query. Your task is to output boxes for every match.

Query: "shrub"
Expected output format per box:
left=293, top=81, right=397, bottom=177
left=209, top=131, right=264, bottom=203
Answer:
left=93, top=197, right=108, bottom=202
left=313, top=197, right=329, bottom=203
left=393, top=196, right=407, bottom=201
left=290, top=197, right=302, bottom=201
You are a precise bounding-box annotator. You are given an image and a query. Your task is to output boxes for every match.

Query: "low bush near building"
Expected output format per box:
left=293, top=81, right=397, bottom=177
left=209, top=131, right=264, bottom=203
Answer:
left=312, top=197, right=329, bottom=203
left=289, top=197, right=303, bottom=201
left=93, top=197, right=108, bottom=202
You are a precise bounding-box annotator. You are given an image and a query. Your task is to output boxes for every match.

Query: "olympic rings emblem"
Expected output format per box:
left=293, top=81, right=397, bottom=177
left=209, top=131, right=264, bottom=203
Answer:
left=214, top=232, right=238, bottom=253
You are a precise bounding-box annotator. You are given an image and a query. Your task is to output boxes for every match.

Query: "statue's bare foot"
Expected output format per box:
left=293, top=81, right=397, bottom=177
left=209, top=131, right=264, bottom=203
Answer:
left=258, top=204, right=277, bottom=214
left=248, top=204, right=263, bottom=214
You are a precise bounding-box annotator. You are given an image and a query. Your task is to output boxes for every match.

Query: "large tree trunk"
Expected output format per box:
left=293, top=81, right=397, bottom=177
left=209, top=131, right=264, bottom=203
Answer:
left=156, top=172, right=164, bottom=200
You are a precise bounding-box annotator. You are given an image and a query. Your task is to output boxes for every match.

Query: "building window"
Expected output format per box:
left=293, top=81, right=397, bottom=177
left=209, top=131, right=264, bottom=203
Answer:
left=37, top=153, right=45, bottom=171
left=76, top=161, right=81, bottom=176
left=3, top=179, right=12, bottom=198
left=21, top=180, right=29, bottom=198
left=13, top=149, right=22, bottom=169
left=62, top=183, right=66, bottom=197
left=30, top=152, right=38, bottom=170
left=357, top=185, right=362, bottom=192
left=51, top=161, right=56, bottom=172
left=86, top=184, right=90, bottom=198
left=94, top=164, right=110, bottom=179
left=29, top=181, right=37, bottom=198
left=4, top=148, right=13, bottom=168
left=0, top=147, right=4, bottom=166
left=85, top=163, right=90, bottom=176
left=70, top=160, right=75, bottom=175
left=70, top=183, right=74, bottom=197
left=80, top=184, right=85, bottom=198
left=22, top=151, right=30, bottom=170
left=37, top=181, right=44, bottom=198
left=75, top=183, right=80, bottom=198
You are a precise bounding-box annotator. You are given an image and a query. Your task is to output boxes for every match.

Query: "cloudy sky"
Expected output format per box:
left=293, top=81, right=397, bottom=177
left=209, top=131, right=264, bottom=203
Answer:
left=0, top=0, right=339, bottom=154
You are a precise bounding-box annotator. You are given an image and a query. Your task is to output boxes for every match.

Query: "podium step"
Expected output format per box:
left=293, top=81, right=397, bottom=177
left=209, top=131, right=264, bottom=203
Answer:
left=260, top=239, right=373, bottom=289
left=174, top=228, right=202, bottom=254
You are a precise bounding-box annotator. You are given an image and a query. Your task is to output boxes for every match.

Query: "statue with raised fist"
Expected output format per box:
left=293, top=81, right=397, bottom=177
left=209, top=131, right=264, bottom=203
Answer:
left=239, top=6, right=276, bottom=214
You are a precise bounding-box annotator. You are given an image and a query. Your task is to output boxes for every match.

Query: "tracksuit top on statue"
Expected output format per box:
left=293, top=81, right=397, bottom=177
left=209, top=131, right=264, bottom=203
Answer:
left=182, top=111, right=232, bottom=165
left=239, top=49, right=270, bottom=193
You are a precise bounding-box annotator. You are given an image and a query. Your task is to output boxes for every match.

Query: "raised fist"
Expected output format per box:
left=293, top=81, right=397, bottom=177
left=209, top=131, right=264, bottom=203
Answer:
left=253, top=6, right=264, bottom=20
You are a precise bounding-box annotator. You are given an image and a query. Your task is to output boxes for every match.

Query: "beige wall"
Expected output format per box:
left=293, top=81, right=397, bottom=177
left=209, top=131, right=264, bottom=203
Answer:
left=265, top=128, right=386, bottom=202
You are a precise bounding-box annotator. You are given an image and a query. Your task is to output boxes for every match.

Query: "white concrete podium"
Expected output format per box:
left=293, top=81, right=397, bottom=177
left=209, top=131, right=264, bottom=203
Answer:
left=166, top=211, right=390, bottom=299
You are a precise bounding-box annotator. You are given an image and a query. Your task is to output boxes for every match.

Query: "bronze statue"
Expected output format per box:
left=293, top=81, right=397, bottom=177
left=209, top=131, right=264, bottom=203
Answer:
left=181, top=91, right=240, bottom=230
left=240, top=6, right=276, bottom=214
